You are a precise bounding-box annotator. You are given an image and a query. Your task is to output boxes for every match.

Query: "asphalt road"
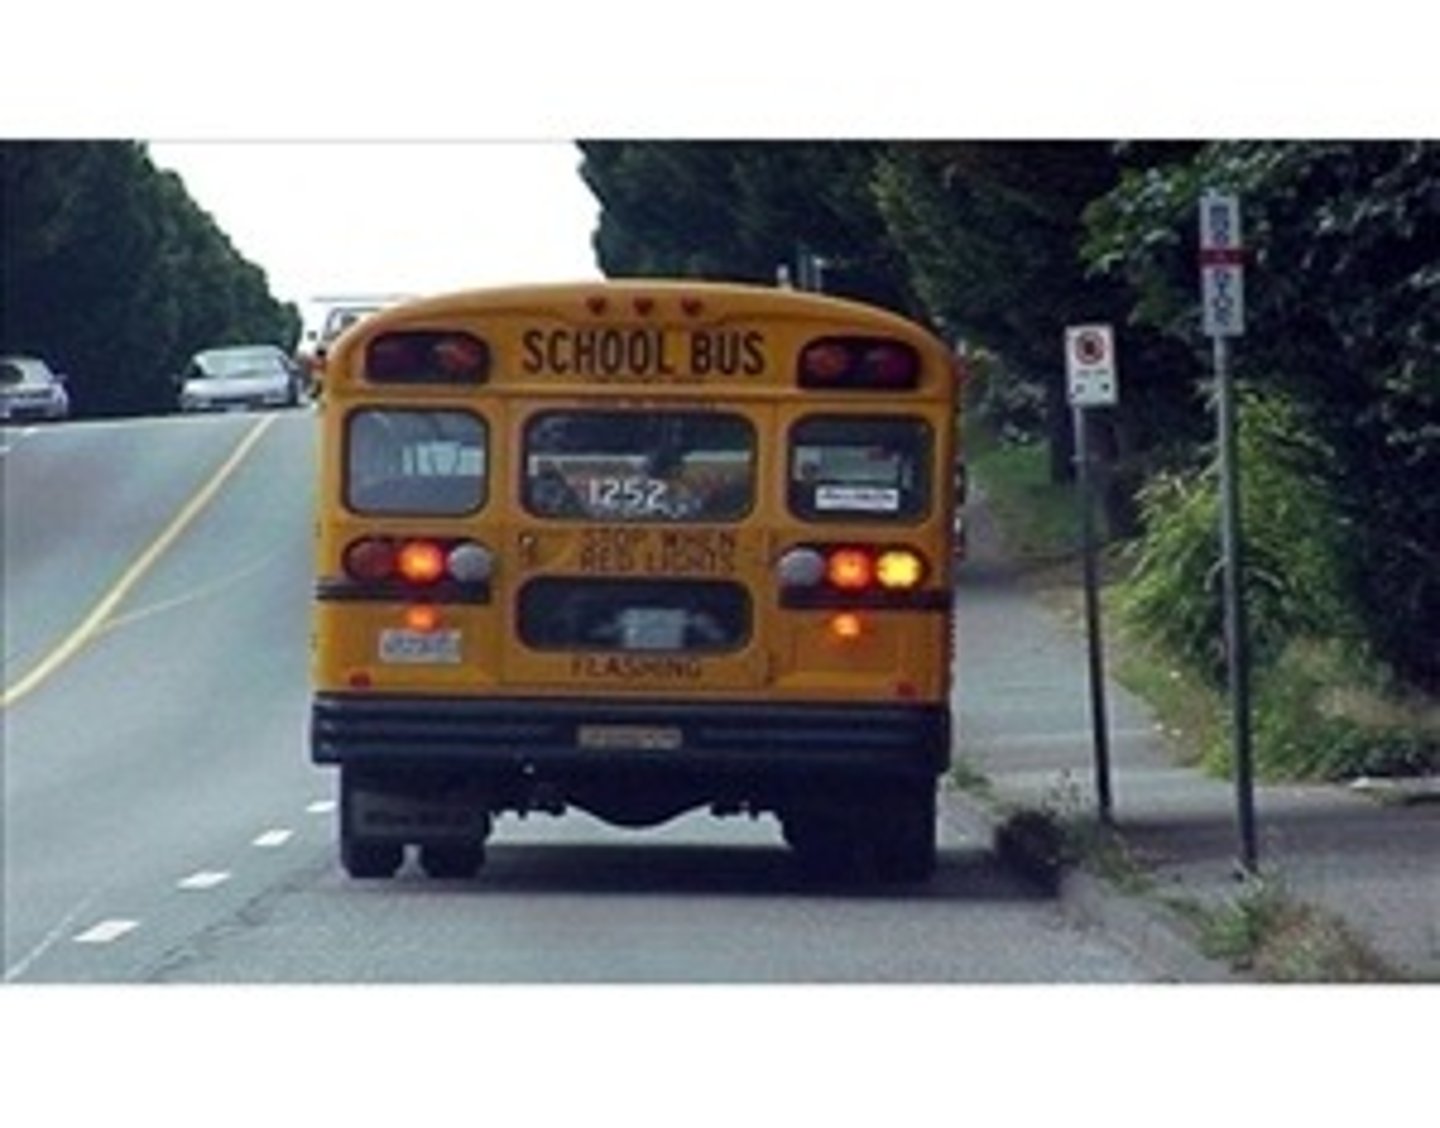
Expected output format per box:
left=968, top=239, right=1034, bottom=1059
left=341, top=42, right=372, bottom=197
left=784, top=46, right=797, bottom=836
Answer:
left=2, top=410, right=1160, bottom=983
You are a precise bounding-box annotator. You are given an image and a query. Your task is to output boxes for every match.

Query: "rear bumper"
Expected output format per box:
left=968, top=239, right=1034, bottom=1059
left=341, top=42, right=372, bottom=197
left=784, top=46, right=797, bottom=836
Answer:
left=311, top=692, right=950, bottom=783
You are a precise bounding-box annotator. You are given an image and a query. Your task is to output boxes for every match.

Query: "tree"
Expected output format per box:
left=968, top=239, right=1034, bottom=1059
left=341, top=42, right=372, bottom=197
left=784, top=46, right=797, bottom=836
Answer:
left=874, top=141, right=1207, bottom=520
left=2, top=141, right=300, bottom=416
left=1084, top=141, right=1440, bottom=690
left=578, top=141, right=919, bottom=315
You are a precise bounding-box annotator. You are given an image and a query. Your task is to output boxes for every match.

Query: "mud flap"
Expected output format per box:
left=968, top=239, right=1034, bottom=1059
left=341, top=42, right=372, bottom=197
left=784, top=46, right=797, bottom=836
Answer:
left=344, top=775, right=493, bottom=844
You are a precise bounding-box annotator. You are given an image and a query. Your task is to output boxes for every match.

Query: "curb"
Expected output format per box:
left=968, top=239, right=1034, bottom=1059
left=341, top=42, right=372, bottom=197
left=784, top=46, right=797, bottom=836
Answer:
left=1349, top=775, right=1440, bottom=805
left=942, top=787, right=1243, bottom=983
left=1059, top=869, right=1243, bottom=983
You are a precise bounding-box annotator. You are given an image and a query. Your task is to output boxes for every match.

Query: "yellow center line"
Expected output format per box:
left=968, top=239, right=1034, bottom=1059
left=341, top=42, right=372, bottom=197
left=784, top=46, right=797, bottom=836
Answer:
left=1, top=415, right=278, bottom=711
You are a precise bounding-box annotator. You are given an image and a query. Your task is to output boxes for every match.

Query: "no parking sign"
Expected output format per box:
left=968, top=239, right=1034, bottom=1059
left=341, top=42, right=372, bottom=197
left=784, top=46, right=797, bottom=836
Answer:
left=1064, top=323, right=1118, bottom=407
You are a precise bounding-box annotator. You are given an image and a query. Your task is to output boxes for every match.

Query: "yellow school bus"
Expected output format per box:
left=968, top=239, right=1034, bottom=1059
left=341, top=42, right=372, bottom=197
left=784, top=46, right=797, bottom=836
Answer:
left=310, top=280, right=960, bottom=882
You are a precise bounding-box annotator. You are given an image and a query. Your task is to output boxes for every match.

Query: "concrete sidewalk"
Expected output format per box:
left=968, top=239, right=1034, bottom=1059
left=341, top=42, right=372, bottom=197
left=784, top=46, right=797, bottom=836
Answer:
left=949, top=493, right=1440, bottom=982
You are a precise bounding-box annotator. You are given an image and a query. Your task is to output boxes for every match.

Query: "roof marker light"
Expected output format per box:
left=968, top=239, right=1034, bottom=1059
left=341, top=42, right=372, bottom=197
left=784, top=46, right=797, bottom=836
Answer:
left=801, top=342, right=851, bottom=382
left=365, top=331, right=489, bottom=383
left=798, top=336, right=920, bottom=390
left=862, top=343, right=919, bottom=385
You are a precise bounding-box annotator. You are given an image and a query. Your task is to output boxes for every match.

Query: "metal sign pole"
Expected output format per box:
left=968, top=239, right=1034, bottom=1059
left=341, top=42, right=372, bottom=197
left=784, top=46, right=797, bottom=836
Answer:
left=1064, top=324, right=1118, bottom=825
left=1214, top=334, right=1258, bottom=873
left=1200, top=190, right=1258, bottom=876
left=1074, top=405, right=1114, bottom=824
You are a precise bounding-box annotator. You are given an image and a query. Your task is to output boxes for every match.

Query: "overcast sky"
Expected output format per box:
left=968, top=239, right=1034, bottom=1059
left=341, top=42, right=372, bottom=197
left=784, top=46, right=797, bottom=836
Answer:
left=12, top=5, right=1432, bottom=345
left=147, top=141, right=603, bottom=321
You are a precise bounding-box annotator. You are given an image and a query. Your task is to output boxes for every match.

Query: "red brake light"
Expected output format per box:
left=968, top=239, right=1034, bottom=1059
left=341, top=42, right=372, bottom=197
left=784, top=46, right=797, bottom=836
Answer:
left=397, top=540, right=447, bottom=585
left=343, top=538, right=397, bottom=582
left=827, top=548, right=874, bottom=591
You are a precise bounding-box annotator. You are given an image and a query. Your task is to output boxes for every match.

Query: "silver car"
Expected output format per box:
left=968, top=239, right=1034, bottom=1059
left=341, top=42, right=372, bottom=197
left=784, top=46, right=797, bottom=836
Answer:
left=179, top=345, right=305, bottom=412
left=0, top=355, right=71, bottom=422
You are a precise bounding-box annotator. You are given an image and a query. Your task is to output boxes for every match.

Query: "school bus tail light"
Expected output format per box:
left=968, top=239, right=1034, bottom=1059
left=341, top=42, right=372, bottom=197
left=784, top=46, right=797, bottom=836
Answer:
left=828, top=612, right=865, bottom=642
left=365, top=331, right=490, bottom=384
left=343, top=537, right=398, bottom=583
left=397, top=540, right=447, bottom=584
left=875, top=549, right=925, bottom=591
left=778, top=544, right=929, bottom=598
left=798, top=337, right=919, bottom=390
left=342, top=536, right=494, bottom=587
left=827, top=548, right=874, bottom=591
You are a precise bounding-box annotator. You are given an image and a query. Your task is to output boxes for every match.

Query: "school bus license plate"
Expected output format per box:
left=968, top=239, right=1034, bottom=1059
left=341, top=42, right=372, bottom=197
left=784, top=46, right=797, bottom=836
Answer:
left=577, top=724, right=684, bottom=751
left=379, top=629, right=462, bottom=664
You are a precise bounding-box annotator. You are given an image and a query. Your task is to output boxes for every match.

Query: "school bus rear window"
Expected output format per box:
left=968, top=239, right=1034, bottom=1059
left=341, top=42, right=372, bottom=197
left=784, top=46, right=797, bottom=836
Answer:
left=522, top=410, right=754, bottom=522
left=345, top=409, right=487, bottom=515
left=788, top=416, right=932, bottom=520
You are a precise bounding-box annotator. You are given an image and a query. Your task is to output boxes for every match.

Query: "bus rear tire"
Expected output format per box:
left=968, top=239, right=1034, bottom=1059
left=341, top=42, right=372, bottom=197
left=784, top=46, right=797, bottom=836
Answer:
left=872, top=783, right=938, bottom=883
left=419, top=841, right=486, bottom=880
left=342, top=836, right=404, bottom=880
left=782, top=781, right=937, bottom=884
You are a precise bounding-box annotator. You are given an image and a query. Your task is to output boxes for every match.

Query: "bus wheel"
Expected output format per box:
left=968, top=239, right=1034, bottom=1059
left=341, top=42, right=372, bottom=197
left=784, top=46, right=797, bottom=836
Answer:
left=341, top=835, right=404, bottom=880
left=872, top=784, right=938, bottom=883
left=419, top=841, right=486, bottom=880
left=782, top=810, right=864, bottom=880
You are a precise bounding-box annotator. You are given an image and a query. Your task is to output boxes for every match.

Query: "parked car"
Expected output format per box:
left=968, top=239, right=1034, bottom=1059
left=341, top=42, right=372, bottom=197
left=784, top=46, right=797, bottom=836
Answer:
left=177, top=345, right=306, bottom=412
left=0, top=355, right=71, bottom=422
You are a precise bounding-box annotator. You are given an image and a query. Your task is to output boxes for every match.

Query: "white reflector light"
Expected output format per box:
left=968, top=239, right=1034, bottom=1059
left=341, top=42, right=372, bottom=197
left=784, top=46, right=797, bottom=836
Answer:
left=777, top=547, right=826, bottom=588
left=447, top=541, right=494, bottom=583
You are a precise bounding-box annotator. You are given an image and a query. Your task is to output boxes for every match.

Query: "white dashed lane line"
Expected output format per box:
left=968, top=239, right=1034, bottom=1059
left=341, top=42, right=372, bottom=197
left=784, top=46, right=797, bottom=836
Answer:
left=73, top=920, right=140, bottom=945
left=22, top=805, right=329, bottom=974
left=177, top=871, right=233, bottom=891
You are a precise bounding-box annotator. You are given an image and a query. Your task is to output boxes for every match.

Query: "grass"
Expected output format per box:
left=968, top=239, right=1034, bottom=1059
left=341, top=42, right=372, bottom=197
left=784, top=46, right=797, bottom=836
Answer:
left=966, top=426, right=1438, bottom=784
left=1110, top=630, right=1223, bottom=770
left=994, top=798, right=1402, bottom=981
left=963, top=426, right=1082, bottom=563
left=1187, top=877, right=1399, bottom=982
